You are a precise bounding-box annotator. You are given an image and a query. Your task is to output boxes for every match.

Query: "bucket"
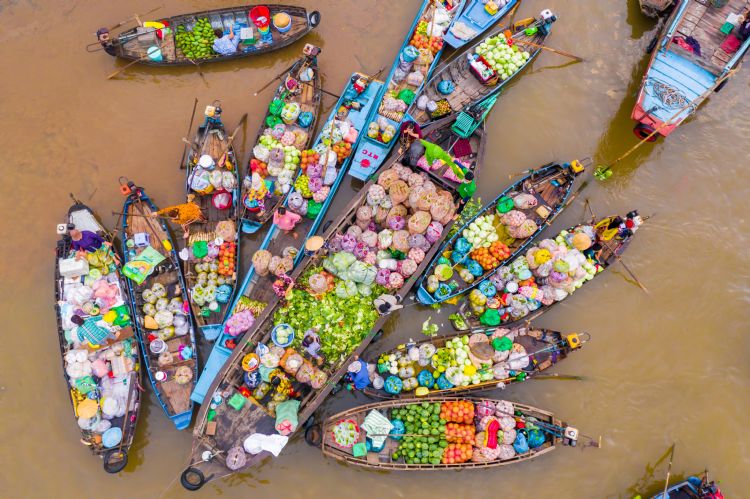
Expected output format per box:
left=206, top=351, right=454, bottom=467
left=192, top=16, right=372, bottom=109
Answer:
left=250, top=6, right=271, bottom=34
left=150, top=339, right=167, bottom=355
left=147, top=45, right=162, bottom=62
left=273, top=12, right=292, bottom=33
left=402, top=45, right=419, bottom=63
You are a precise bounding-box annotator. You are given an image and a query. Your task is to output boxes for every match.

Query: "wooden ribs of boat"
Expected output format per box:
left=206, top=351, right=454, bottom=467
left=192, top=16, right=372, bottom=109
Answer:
left=320, top=397, right=568, bottom=471
left=102, top=5, right=320, bottom=66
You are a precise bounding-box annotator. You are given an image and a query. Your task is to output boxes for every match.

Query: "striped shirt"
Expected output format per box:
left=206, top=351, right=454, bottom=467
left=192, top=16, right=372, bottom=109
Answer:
left=76, top=316, right=111, bottom=345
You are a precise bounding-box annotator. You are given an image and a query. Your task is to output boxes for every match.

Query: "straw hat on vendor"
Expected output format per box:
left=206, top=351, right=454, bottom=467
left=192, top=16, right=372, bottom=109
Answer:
left=152, top=194, right=206, bottom=238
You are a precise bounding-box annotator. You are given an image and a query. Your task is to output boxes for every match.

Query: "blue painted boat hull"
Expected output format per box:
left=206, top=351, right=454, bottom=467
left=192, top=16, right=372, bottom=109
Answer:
left=444, top=0, right=518, bottom=49
left=348, top=0, right=464, bottom=181
left=191, top=75, right=384, bottom=405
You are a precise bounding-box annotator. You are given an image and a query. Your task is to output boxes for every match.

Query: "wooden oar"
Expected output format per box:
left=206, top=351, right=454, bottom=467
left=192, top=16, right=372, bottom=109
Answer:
left=216, top=113, right=248, bottom=163
left=512, top=38, right=585, bottom=62
left=113, top=210, right=171, bottom=220
left=508, top=0, right=523, bottom=25
left=607, top=243, right=650, bottom=294
left=179, top=98, right=199, bottom=170
left=661, top=444, right=676, bottom=498
left=109, top=5, right=164, bottom=31
left=107, top=53, right=150, bottom=79
left=185, top=58, right=207, bottom=83
left=253, top=61, right=298, bottom=96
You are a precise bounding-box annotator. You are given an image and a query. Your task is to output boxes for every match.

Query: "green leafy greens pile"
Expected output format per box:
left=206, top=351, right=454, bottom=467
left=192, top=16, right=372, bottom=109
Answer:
left=273, top=267, right=384, bottom=366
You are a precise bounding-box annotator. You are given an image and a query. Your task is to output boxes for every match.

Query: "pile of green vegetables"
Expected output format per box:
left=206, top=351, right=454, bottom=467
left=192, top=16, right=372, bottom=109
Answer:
left=176, top=18, right=217, bottom=59
left=391, top=402, right=447, bottom=465
left=273, top=267, right=383, bottom=365
left=448, top=196, right=482, bottom=238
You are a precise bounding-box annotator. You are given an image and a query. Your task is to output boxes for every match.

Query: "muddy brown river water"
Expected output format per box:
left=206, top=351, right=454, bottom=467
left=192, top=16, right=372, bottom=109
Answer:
left=1, top=0, right=749, bottom=497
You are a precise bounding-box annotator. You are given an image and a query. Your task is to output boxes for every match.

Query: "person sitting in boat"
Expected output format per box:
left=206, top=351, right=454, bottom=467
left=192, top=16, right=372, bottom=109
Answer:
left=70, top=229, right=105, bottom=254
left=374, top=294, right=404, bottom=315
left=273, top=207, right=301, bottom=235
left=301, top=327, right=324, bottom=366
left=212, top=26, right=240, bottom=56
left=71, top=314, right=117, bottom=348
left=344, top=357, right=371, bottom=391
left=244, top=172, right=269, bottom=214
left=151, top=194, right=206, bottom=238
left=739, top=13, right=750, bottom=40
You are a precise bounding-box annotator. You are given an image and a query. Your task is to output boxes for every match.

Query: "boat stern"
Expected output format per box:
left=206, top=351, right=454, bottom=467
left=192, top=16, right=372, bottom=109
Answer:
left=172, top=410, right=194, bottom=431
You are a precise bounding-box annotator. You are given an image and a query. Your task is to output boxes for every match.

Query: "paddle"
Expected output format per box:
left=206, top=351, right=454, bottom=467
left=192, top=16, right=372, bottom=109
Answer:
left=661, top=444, right=676, bottom=498
left=252, top=61, right=298, bottom=96
left=216, top=113, right=248, bottom=165
left=112, top=210, right=171, bottom=220
left=185, top=58, right=208, bottom=84
left=179, top=98, right=199, bottom=170
left=511, top=38, right=585, bottom=62
left=109, top=5, right=164, bottom=31
left=595, top=67, right=740, bottom=179
left=106, top=53, right=151, bottom=79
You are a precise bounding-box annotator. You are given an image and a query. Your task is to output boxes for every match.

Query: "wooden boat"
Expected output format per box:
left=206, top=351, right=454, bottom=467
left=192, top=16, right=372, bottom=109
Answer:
left=239, top=45, right=322, bottom=234
left=179, top=105, right=493, bottom=490
left=190, top=71, right=385, bottom=405
left=54, top=200, right=141, bottom=473
left=319, top=396, right=580, bottom=470
left=649, top=472, right=724, bottom=499
left=443, top=0, right=520, bottom=50
left=454, top=212, right=643, bottom=331
left=415, top=159, right=585, bottom=306
left=407, top=12, right=556, bottom=126
left=348, top=0, right=465, bottom=181
left=361, top=325, right=588, bottom=400
left=183, top=107, right=242, bottom=341
left=632, top=0, right=750, bottom=140
left=121, top=182, right=198, bottom=430
left=95, top=4, right=320, bottom=66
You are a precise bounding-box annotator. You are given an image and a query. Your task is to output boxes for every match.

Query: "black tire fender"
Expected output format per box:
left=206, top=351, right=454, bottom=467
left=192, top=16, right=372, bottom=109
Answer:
left=305, top=423, right=323, bottom=447
left=181, top=467, right=206, bottom=491
left=103, top=449, right=128, bottom=474
left=309, top=11, right=321, bottom=28
left=633, top=123, right=658, bottom=142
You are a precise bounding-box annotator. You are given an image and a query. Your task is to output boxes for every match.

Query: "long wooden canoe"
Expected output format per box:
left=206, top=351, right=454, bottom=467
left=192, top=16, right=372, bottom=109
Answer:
left=455, top=212, right=643, bottom=330
left=407, top=12, right=556, bottom=126
left=240, top=46, right=322, bottom=234
left=191, top=71, right=384, bottom=405
left=361, top=325, right=588, bottom=399
left=320, top=396, right=580, bottom=470
left=95, top=4, right=320, bottom=66
left=416, top=160, right=585, bottom=306
left=179, top=105, right=494, bottom=490
left=348, top=0, right=465, bottom=180
left=55, top=200, right=142, bottom=473
left=121, top=183, right=198, bottom=430
left=183, top=109, right=242, bottom=341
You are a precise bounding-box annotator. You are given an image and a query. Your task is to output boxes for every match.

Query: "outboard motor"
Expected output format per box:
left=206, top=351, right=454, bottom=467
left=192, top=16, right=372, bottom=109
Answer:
left=96, top=27, right=117, bottom=56
left=539, top=9, right=557, bottom=36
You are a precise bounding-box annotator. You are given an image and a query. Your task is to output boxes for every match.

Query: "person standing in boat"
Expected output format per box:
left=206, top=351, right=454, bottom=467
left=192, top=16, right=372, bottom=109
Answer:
left=212, top=26, right=240, bottom=56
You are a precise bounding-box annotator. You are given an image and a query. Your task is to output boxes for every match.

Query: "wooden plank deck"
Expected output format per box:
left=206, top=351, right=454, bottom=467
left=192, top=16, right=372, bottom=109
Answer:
left=671, top=0, right=750, bottom=74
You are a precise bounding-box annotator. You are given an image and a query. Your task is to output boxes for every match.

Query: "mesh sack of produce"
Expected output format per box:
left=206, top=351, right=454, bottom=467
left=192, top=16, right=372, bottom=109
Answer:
left=377, top=168, right=401, bottom=189
left=392, top=230, right=410, bottom=253
left=407, top=211, right=432, bottom=234
left=252, top=250, right=272, bottom=276
left=508, top=219, right=539, bottom=239
left=388, top=179, right=410, bottom=205
left=348, top=261, right=377, bottom=285
left=513, top=193, right=537, bottom=209
left=499, top=210, right=526, bottom=227
left=386, top=204, right=408, bottom=227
